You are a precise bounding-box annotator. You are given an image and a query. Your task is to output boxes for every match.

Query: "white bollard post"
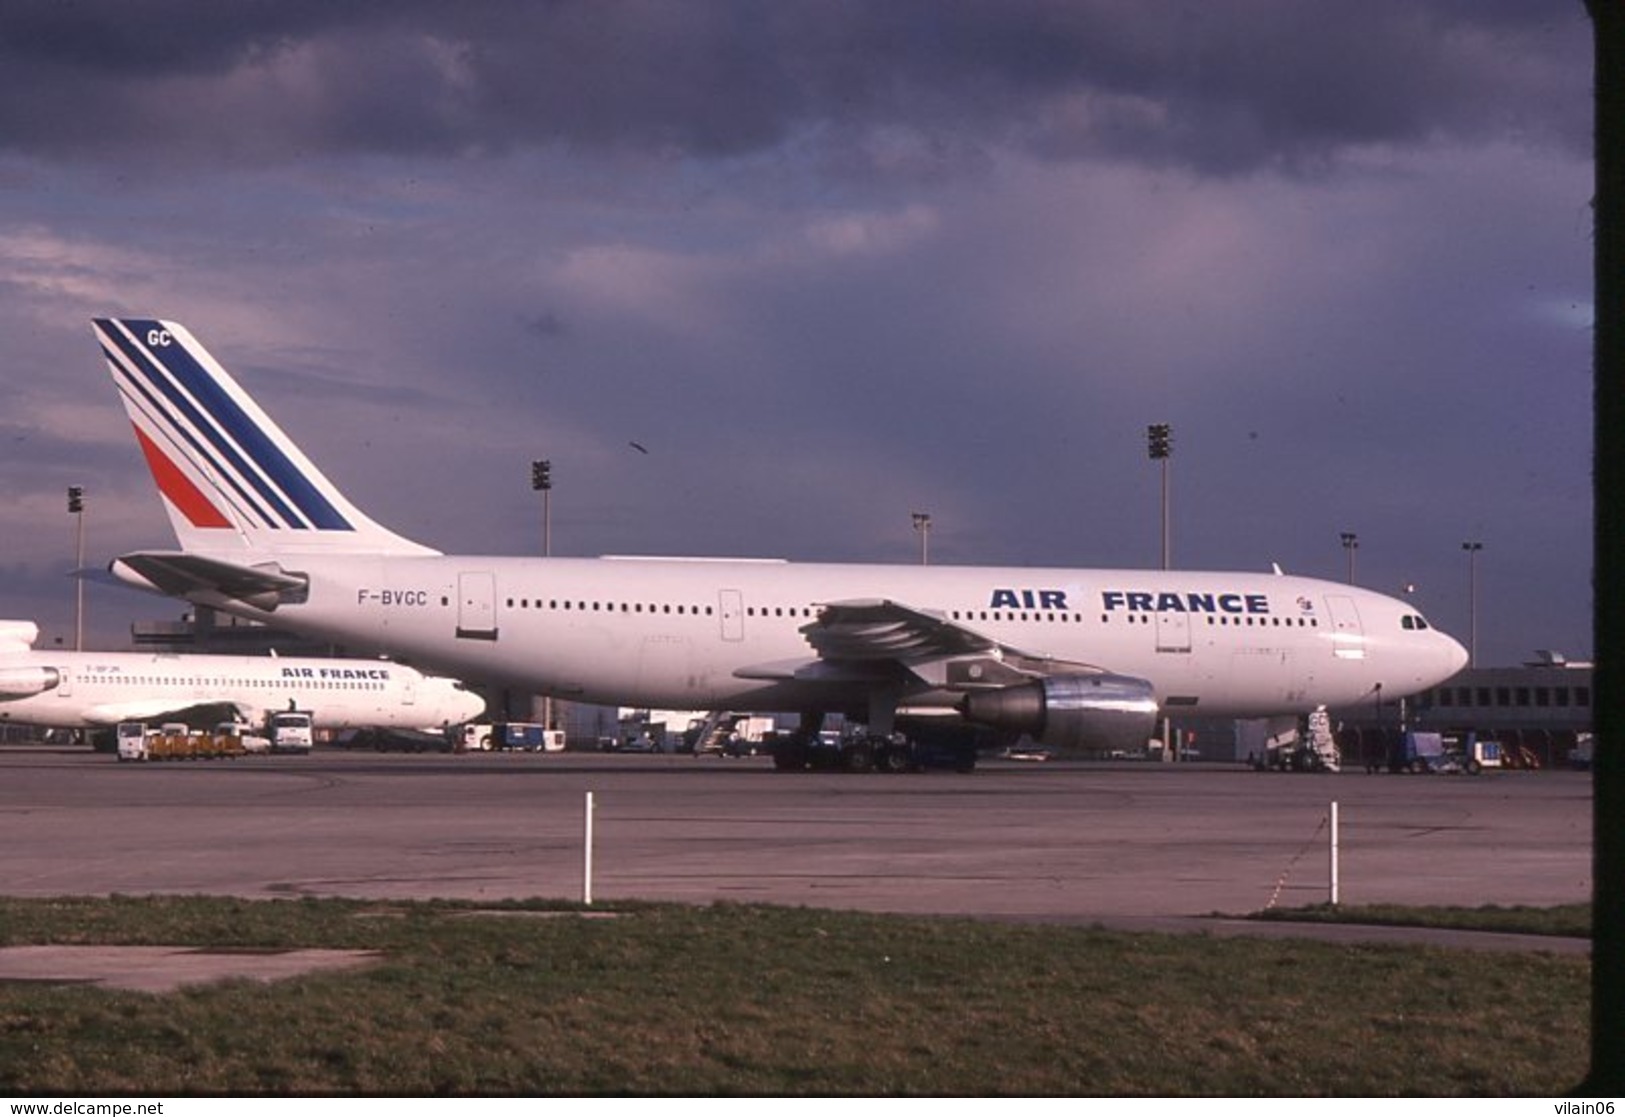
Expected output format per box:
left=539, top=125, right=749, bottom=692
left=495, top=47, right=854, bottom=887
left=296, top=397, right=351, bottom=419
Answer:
left=1329, top=800, right=1340, bottom=906
left=584, top=791, right=595, bottom=907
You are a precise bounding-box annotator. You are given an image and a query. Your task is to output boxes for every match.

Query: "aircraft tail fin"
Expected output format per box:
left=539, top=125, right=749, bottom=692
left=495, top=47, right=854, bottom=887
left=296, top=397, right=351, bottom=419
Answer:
left=92, top=319, right=438, bottom=558
left=0, top=621, right=40, bottom=654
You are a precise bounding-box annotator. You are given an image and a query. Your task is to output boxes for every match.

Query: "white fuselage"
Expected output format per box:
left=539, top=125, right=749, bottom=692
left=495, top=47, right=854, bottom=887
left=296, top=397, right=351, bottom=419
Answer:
left=0, top=646, right=485, bottom=731
left=89, top=316, right=1469, bottom=737
left=182, top=553, right=1467, bottom=720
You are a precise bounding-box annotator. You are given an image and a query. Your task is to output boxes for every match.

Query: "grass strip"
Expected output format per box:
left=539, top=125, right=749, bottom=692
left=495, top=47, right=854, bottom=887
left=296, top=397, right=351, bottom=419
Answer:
left=0, top=896, right=1589, bottom=1096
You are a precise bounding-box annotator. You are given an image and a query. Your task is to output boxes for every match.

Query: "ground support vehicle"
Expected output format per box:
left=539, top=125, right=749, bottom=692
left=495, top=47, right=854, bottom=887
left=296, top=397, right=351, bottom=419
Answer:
left=1445, top=732, right=1502, bottom=774
left=116, top=721, right=149, bottom=762
left=1373, top=731, right=1448, bottom=773
left=459, top=723, right=494, bottom=751
left=694, top=713, right=777, bottom=756
left=1249, top=708, right=1342, bottom=773
left=213, top=721, right=270, bottom=757
left=268, top=710, right=314, bottom=753
left=491, top=722, right=564, bottom=751
left=117, top=717, right=285, bottom=761
left=1368, top=730, right=1508, bottom=775
left=147, top=722, right=195, bottom=760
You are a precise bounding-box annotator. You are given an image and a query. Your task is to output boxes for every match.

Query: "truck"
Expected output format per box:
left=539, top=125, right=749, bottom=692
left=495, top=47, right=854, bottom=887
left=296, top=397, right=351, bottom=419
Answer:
left=116, top=721, right=149, bottom=762
left=1445, top=732, right=1502, bottom=774
left=457, top=722, right=563, bottom=752
left=268, top=710, right=314, bottom=753
left=1377, top=731, right=1448, bottom=774
left=490, top=722, right=565, bottom=751
left=1371, top=731, right=1503, bottom=775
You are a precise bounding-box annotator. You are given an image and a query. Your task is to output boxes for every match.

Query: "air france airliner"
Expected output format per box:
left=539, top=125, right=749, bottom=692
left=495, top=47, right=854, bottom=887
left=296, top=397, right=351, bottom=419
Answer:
left=91, top=318, right=1468, bottom=768
left=0, top=619, right=485, bottom=732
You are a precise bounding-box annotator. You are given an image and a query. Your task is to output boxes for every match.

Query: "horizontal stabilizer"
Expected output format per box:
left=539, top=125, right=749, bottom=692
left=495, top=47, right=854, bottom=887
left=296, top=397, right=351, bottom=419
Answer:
left=110, top=551, right=308, bottom=611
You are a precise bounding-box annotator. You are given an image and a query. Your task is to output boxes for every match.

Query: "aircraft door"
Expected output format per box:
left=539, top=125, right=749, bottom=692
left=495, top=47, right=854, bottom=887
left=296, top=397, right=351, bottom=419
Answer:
left=1325, top=595, right=1366, bottom=660
left=457, top=572, right=499, bottom=642
left=719, top=590, right=744, bottom=642
left=56, top=666, right=73, bottom=698
left=1156, top=610, right=1191, bottom=653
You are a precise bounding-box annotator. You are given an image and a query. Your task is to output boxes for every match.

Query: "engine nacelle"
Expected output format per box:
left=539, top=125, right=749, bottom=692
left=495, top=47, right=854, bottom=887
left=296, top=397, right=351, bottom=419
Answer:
left=0, top=665, right=61, bottom=700
left=959, top=674, right=1159, bottom=753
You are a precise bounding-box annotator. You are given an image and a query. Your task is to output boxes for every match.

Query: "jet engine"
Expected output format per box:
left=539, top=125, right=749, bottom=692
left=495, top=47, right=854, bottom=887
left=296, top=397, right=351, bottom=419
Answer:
left=0, top=666, right=61, bottom=700
left=959, top=673, right=1159, bottom=753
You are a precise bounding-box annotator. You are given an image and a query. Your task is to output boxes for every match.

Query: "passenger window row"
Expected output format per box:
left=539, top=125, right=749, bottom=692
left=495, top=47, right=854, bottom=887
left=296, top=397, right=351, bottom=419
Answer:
left=506, top=598, right=715, bottom=615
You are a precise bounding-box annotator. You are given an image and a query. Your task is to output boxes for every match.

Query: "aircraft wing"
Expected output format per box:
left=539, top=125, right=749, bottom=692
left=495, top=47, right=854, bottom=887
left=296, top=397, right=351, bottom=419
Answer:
left=800, top=598, right=1002, bottom=661
left=738, top=598, right=1105, bottom=689
left=76, top=699, right=254, bottom=728
left=108, top=551, right=308, bottom=611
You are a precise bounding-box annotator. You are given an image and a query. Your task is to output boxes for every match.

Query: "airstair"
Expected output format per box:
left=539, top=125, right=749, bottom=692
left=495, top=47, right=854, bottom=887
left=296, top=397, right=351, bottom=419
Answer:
left=1304, top=707, right=1341, bottom=772
left=691, top=711, right=745, bottom=754
left=1249, top=707, right=1340, bottom=772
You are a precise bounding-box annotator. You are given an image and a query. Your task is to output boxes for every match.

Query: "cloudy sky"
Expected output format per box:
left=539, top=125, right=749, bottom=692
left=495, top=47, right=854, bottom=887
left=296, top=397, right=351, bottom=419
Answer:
left=0, top=1, right=1594, bottom=668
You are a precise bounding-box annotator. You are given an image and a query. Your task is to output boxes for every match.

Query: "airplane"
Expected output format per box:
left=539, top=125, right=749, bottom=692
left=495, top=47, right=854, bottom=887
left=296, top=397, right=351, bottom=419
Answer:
left=0, top=618, right=486, bottom=735
left=90, top=317, right=1469, bottom=770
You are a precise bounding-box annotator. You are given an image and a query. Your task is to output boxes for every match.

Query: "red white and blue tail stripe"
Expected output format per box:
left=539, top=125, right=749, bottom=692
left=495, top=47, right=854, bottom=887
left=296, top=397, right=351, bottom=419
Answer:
left=94, top=319, right=436, bottom=557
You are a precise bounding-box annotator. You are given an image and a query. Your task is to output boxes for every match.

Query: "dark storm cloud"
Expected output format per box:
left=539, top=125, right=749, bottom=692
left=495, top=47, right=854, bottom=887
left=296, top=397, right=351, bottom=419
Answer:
left=0, top=1, right=1585, bottom=172
left=0, top=0, right=1592, bottom=665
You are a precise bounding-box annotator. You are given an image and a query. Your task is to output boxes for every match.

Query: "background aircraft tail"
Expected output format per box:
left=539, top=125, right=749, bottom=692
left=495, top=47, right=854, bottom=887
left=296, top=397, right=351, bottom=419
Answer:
left=93, top=319, right=437, bottom=558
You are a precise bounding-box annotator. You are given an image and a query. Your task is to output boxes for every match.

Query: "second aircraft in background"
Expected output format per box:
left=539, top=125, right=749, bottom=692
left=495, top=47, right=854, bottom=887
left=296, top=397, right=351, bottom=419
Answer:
left=0, top=620, right=486, bottom=736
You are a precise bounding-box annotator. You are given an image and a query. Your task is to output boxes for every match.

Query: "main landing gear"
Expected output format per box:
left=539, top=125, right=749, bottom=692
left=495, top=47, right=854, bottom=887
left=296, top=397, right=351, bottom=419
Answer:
left=770, top=713, right=977, bottom=774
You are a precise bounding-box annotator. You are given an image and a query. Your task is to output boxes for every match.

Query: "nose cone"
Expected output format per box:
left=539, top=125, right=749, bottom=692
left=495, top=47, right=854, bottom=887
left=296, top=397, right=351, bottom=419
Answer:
left=1439, top=632, right=1470, bottom=680
left=421, top=679, right=487, bottom=724
left=447, top=685, right=487, bottom=724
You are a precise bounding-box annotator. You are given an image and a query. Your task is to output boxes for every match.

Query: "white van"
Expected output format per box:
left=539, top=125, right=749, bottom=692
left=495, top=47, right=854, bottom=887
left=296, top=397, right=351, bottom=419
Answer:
left=269, top=710, right=314, bottom=753
left=116, top=721, right=149, bottom=762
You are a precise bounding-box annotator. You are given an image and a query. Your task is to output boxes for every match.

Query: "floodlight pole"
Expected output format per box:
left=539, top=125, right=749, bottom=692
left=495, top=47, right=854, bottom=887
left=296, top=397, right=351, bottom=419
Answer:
left=1147, top=424, right=1172, bottom=570
left=1461, top=541, right=1483, bottom=669
left=1340, top=532, right=1359, bottom=585
left=1146, top=425, right=1173, bottom=759
left=531, top=459, right=553, bottom=557
left=531, top=461, right=554, bottom=735
left=68, top=486, right=85, bottom=651
left=912, top=512, right=931, bottom=566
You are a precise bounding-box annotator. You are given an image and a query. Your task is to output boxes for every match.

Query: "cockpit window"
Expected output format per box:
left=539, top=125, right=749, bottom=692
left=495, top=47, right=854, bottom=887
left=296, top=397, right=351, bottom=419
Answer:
left=1401, top=614, right=1431, bottom=631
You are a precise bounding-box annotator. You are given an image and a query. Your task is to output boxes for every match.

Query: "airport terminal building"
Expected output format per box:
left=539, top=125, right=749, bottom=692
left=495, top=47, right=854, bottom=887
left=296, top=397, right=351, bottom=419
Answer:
left=1332, top=651, right=1592, bottom=769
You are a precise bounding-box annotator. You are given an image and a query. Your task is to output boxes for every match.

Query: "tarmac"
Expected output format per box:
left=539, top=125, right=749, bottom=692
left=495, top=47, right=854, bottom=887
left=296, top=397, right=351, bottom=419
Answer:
left=0, top=748, right=1595, bottom=989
